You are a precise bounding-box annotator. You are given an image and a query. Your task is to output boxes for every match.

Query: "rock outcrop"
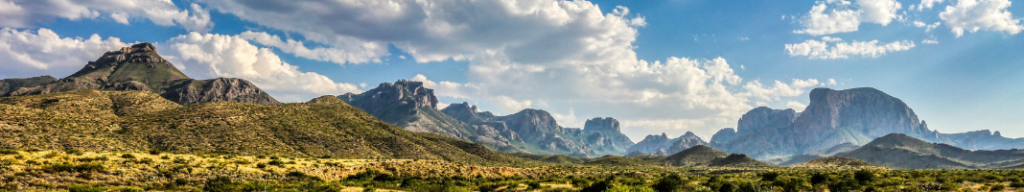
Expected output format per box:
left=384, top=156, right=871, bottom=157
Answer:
left=343, top=81, right=636, bottom=157
left=713, top=87, right=1024, bottom=161
left=0, top=43, right=279, bottom=105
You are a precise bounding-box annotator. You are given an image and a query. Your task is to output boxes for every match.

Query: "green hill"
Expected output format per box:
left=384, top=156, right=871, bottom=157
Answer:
left=0, top=90, right=522, bottom=165
left=837, top=134, right=1024, bottom=169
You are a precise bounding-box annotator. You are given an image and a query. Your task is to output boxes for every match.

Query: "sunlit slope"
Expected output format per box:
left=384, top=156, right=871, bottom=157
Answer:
left=0, top=90, right=522, bottom=165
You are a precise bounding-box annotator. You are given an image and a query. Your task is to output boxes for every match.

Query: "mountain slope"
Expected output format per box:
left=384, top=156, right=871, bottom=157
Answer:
left=0, top=43, right=278, bottom=105
left=0, top=90, right=522, bottom=165
left=836, top=134, right=1024, bottom=169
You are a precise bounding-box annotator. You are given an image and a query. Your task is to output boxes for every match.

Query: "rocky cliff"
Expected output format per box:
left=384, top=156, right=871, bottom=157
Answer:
left=713, top=87, right=1024, bottom=160
left=0, top=43, right=279, bottom=105
left=342, top=80, right=636, bottom=156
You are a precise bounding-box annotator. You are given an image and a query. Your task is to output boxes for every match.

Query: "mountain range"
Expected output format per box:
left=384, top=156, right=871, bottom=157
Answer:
left=707, top=87, right=1024, bottom=160
left=3, top=43, right=1024, bottom=169
left=0, top=43, right=278, bottom=105
left=338, top=81, right=635, bottom=157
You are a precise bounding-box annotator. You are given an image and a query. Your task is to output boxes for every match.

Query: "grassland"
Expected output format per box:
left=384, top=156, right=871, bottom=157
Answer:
left=3, top=148, right=1024, bottom=192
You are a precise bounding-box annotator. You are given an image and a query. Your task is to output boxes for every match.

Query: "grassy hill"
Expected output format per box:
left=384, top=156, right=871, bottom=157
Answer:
left=837, top=134, right=1024, bottom=169
left=0, top=90, right=523, bottom=166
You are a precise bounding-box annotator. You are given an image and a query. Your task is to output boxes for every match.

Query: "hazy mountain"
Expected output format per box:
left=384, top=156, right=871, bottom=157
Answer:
left=712, top=87, right=1024, bottom=160
left=0, top=90, right=521, bottom=165
left=836, top=134, right=1024, bottom=169
left=626, top=131, right=706, bottom=156
left=0, top=43, right=278, bottom=105
left=341, top=80, right=635, bottom=157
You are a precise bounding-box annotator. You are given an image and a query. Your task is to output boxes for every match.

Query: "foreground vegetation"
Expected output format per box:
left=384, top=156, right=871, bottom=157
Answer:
left=2, top=149, right=1024, bottom=192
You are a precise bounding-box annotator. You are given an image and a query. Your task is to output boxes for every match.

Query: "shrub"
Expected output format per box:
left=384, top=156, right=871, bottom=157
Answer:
left=268, top=159, right=285, bottom=167
left=855, top=170, right=877, bottom=184
left=760, top=171, right=781, bottom=182
left=256, top=163, right=267, bottom=169
left=148, top=149, right=161, bottom=155
left=991, top=184, right=1006, bottom=191
left=1010, top=179, right=1024, bottom=188
left=121, top=154, right=136, bottom=159
left=139, top=158, right=154, bottom=164
left=654, top=174, right=686, bottom=192
left=0, top=149, right=18, bottom=155
left=68, top=185, right=105, bottom=192
left=65, top=149, right=84, bottom=156
left=204, top=176, right=239, bottom=192
left=810, top=172, right=829, bottom=185
left=118, top=187, right=145, bottom=192
left=42, top=162, right=105, bottom=173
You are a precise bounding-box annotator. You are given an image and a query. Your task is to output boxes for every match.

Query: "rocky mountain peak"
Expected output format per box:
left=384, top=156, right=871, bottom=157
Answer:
left=584, top=117, right=620, bottom=133
left=681, top=131, right=699, bottom=139
left=0, top=42, right=279, bottom=105
left=371, top=80, right=438, bottom=109
left=737, top=107, right=795, bottom=136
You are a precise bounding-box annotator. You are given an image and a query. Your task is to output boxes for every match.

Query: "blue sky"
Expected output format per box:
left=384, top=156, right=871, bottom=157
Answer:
left=1, top=0, right=1021, bottom=141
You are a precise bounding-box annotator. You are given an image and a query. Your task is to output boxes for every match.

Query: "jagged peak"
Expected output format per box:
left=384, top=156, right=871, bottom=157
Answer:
left=681, top=131, right=699, bottom=139
left=584, top=117, right=620, bottom=133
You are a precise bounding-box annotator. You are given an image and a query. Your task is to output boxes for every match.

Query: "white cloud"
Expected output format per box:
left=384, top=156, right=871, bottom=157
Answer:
left=794, top=0, right=903, bottom=35
left=238, top=31, right=388, bottom=65
left=828, top=78, right=838, bottom=85
left=197, top=0, right=831, bottom=141
left=0, top=28, right=127, bottom=79
left=787, top=101, right=809, bottom=112
left=922, top=36, right=940, bottom=44
left=914, top=21, right=942, bottom=32
left=550, top=109, right=583, bottom=128
left=0, top=1, right=213, bottom=32
left=918, top=0, right=946, bottom=10
left=939, top=0, right=1024, bottom=37
left=743, top=79, right=823, bottom=101
left=160, top=32, right=361, bottom=102
left=785, top=36, right=916, bottom=59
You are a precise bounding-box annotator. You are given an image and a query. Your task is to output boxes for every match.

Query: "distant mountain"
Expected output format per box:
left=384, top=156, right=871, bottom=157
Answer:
left=662, top=145, right=771, bottom=167
left=0, top=43, right=278, bottom=105
left=712, top=87, right=1024, bottom=160
left=836, top=134, right=1024, bottom=169
left=0, top=90, right=521, bottom=165
left=626, top=131, right=707, bottom=156
left=340, top=80, right=634, bottom=157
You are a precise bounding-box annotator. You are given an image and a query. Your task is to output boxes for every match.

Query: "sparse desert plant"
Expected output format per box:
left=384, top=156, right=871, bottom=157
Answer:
left=0, top=149, right=18, bottom=155
left=148, top=149, right=161, bottom=155
left=42, top=162, right=105, bottom=173
left=121, top=153, right=135, bottom=159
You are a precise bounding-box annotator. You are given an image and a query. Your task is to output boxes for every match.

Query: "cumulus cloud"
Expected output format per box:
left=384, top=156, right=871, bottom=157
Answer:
left=918, top=0, right=946, bottom=10
left=794, top=0, right=903, bottom=35
left=939, top=0, right=1024, bottom=37
left=160, top=32, right=362, bottom=102
left=913, top=21, right=942, bottom=32
left=0, top=1, right=212, bottom=32
left=785, top=36, right=916, bottom=59
left=197, top=0, right=829, bottom=140
left=0, top=28, right=127, bottom=79
left=787, top=101, right=809, bottom=112
left=238, top=31, right=388, bottom=65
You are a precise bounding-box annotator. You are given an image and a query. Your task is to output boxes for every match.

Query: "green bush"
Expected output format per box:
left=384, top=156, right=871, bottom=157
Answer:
left=149, top=149, right=161, bottom=155
left=42, top=162, right=105, bottom=173
left=68, top=185, right=105, bottom=192
left=0, top=149, right=18, bottom=155
left=121, top=154, right=135, bottom=159
left=204, top=176, right=239, bottom=192
left=654, top=174, right=686, bottom=192
left=760, top=171, right=781, bottom=182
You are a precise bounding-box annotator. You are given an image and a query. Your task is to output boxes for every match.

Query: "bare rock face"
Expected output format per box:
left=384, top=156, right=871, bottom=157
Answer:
left=710, top=128, right=739, bottom=144
left=339, top=80, right=476, bottom=143
left=0, top=42, right=279, bottom=105
left=716, top=87, right=1024, bottom=161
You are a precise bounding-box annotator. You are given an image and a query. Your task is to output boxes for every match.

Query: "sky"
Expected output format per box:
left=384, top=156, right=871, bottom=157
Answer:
left=1, top=0, right=1022, bottom=142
